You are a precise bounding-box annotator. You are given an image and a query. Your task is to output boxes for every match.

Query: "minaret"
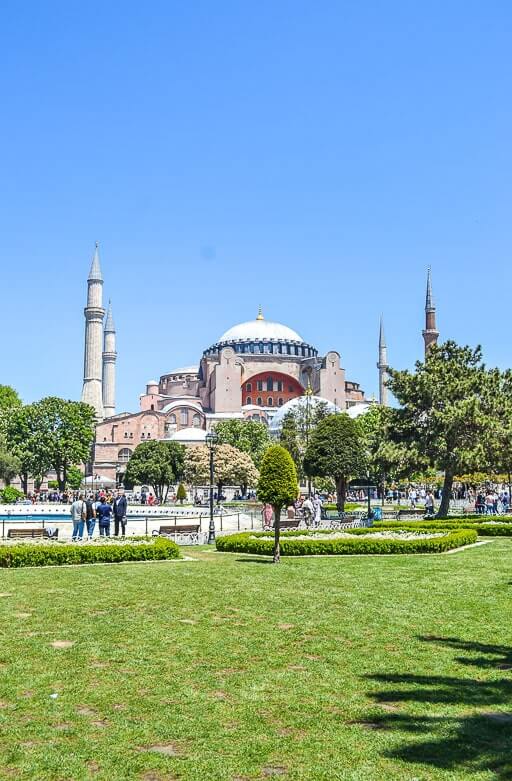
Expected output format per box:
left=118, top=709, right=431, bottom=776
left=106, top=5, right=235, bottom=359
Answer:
left=102, top=300, right=116, bottom=418
left=377, top=316, right=389, bottom=406
left=422, top=266, right=439, bottom=356
left=81, top=243, right=105, bottom=420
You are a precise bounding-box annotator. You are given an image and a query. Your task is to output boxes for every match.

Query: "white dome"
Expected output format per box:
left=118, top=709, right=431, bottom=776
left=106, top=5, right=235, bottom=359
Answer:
left=168, top=366, right=198, bottom=376
left=269, top=395, right=341, bottom=434
left=218, top=318, right=304, bottom=344
left=346, top=402, right=371, bottom=419
left=169, top=427, right=206, bottom=443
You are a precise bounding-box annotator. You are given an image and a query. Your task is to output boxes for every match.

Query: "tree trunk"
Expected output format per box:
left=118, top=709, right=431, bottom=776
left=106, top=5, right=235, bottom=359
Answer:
left=335, top=477, right=346, bottom=511
left=437, top=469, right=454, bottom=518
left=273, top=504, right=281, bottom=563
left=217, top=482, right=223, bottom=504
left=20, top=472, right=28, bottom=495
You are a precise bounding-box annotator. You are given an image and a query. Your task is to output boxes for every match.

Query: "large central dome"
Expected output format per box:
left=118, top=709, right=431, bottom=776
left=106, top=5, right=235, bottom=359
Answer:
left=218, top=310, right=303, bottom=344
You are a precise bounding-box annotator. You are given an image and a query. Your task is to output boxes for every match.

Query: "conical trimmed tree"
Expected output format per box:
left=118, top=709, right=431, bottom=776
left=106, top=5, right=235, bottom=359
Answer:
left=257, top=445, right=298, bottom=563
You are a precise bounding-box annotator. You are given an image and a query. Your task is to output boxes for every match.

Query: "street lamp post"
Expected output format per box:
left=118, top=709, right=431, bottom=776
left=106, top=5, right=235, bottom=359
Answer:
left=366, top=469, right=372, bottom=519
left=206, top=430, right=218, bottom=545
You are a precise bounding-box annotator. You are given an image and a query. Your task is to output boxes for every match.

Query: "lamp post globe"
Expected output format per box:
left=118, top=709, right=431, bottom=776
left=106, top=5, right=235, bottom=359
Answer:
left=206, top=430, right=218, bottom=544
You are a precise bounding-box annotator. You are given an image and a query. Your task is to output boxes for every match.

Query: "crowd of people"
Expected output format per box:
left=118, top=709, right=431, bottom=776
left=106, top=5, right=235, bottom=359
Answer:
left=69, top=490, right=128, bottom=541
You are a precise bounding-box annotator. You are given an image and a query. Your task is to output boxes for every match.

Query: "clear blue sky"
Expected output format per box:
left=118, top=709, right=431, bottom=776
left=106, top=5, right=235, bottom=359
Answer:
left=1, top=1, right=511, bottom=412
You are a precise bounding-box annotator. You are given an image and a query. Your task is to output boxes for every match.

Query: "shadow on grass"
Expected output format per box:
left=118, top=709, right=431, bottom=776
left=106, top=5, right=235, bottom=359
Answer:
left=364, top=636, right=512, bottom=779
left=235, top=557, right=274, bottom=565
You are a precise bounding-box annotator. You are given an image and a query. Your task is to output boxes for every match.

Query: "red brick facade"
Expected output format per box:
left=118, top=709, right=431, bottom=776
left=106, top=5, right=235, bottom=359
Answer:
left=242, top=371, right=303, bottom=408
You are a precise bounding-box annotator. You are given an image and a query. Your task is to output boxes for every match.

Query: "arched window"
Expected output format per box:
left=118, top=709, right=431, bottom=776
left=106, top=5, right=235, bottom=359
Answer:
left=192, top=414, right=201, bottom=427
left=180, top=409, right=188, bottom=426
left=150, top=404, right=154, bottom=410
left=118, top=448, right=132, bottom=463
left=266, top=376, right=273, bottom=391
left=257, top=397, right=262, bottom=406
left=246, top=397, right=252, bottom=405
left=267, top=397, right=273, bottom=406
left=246, top=382, right=252, bottom=392
left=169, top=414, right=176, bottom=424
left=277, top=380, right=283, bottom=392
left=278, top=398, right=284, bottom=406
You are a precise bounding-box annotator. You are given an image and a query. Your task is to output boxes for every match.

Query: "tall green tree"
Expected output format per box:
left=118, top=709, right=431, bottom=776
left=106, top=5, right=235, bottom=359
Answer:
left=257, top=445, right=298, bottom=564
left=386, top=342, right=495, bottom=518
left=124, top=440, right=186, bottom=503
left=214, top=419, right=271, bottom=468
left=4, top=404, right=52, bottom=493
left=0, top=449, right=20, bottom=486
left=12, top=397, right=96, bottom=492
left=304, top=413, right=367, bottom=510
left=279, top=398, right=330, bottom=480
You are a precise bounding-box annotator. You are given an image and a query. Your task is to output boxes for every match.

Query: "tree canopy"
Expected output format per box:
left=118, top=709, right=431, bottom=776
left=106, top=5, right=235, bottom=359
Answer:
left=213, top=419, right=271, bottom=467
left=257, top=444, right=298, bottom=563
left=124, top=440, right=186, bottom=503
left=184, top=444, right=259, bottom=495
left=386, top=341, right=496, bottom=517
left=304, top=413, right=366, bottom=510
left=279, top=398, right=330, bottom=480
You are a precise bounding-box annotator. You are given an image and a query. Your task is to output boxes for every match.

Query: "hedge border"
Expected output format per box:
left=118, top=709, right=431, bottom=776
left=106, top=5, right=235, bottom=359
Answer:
left=373, top=520, right=512, bottom=537
left=216, top=528, right=478, bottom=556
left=0, top=537, right=180, bottom=568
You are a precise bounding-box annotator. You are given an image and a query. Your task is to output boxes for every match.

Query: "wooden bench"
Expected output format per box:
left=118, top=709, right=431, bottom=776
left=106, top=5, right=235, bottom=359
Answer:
left=7, top=528, right=59, bottom=540
left=397, top=508, right=427, bottom=520
left=155, top=525, right=201, bottom=544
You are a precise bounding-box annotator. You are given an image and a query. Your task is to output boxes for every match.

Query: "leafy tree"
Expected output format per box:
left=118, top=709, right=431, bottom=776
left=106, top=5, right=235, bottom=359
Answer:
left=9, top=398, right=96, bottom=492
left=184, top=444, right=259, bottom=497
left=0, top=385, right=21, bottom=416
left=214, top=419, right=271, bottom=467
left=483, top=368, right=512, bottom=499
left=0, top=449, right=21, bottom=487
left=257, top=445, right=298, bottom=563
left=176, top=482, right=187, bottom=504
left=0, top=486, right=24, bottom=504
left=386, top=342, right=496, bottom=518
left=66, top=465, right=84, bottom=491
left=124, top=440, right=186, bottom=503
left=304, top=413, right=367, bottom=510
left=5, top=404, right=52, bottom=493
left=279, top=398, right=330, bottom=480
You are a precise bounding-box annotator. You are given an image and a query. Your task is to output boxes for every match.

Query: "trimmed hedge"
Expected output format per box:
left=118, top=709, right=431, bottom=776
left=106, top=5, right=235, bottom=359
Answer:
left=373, top=520, right=512, bottom=537
left=0, top=537, right=180, bottom=568
left=216, top=528, right=478, bottom=556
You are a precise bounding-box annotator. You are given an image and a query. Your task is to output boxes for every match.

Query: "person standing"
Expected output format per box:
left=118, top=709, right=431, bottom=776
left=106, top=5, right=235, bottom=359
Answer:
left=85, top=494, right=96, bottom=539
left=113, top=490, right=128, bottom=537
left=425, top=491, right=435, bottom=517
left=96, top=497, right=112, bottom=536
left=70, top=494, right=86, bottom=541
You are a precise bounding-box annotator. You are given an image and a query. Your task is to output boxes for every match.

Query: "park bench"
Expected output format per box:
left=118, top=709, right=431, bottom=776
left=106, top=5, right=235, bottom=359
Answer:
left=7, top=528, right=59, bottom=540
left=381, top=510, right=398, bottom=520
left=397, top=508, right=427, bottom=520
left=274, top=518, right=300, bottom=530
left=154, top=524, right=201, bottom=544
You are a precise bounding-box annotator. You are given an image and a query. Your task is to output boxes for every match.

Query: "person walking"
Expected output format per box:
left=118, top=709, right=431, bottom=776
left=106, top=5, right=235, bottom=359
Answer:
left=425, top=491, right=435, bottom=517
left=96, top=497, right=112, bottom=536
left=70, top=493, right=86, bottom=541
left=113, top=490, right=128, bottom=537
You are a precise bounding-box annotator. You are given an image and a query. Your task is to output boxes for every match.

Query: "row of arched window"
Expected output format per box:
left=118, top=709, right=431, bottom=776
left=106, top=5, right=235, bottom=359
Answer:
left=246, top=397, right=284, bottom=407
left=246, top=378, right=287, bottom=393
left=166, top=411, right=202, bottom=427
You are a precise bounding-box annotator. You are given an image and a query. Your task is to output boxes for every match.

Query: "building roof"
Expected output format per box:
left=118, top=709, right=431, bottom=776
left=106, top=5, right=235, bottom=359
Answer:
left=218, top=317, right=304, bottom=344
left=167, top=366, right=199, bottom=376
left=269, top=395, right=341, bottom=434
left=169, top=427, right=207, bottom=443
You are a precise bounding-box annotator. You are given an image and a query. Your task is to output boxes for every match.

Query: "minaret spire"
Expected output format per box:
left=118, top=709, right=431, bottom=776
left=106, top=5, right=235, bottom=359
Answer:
left=422, top=266, right=439, bottom=356
left=102, top=300, right=117, bottom=418
left=81, top=243, right=105, bottom=420
left=377, top=315, right=389, bottom=406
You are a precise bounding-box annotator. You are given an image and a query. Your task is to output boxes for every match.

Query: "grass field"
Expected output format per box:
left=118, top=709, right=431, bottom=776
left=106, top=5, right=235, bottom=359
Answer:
left=0, top=540, right=510, bottom=780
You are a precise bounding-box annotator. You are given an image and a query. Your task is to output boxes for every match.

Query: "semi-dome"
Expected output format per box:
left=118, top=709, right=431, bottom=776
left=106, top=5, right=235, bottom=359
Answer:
left=218, top=308, right=303, bottom=344
left=269, top=395, right=341, bottom=435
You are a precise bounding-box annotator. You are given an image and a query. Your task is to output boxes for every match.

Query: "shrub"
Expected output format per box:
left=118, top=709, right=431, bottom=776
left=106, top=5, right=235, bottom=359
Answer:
left=216, top=528, right=477, bottom=556
left=0, top=486, right=25, bottom=504
left=373, top=520, right=512, bottom=536
left=0, top=537, right=180, bottom=568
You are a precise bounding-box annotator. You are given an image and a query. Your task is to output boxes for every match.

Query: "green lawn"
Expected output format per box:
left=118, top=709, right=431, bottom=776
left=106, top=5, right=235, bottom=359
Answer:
left=0, top=540, right=510, bottom=780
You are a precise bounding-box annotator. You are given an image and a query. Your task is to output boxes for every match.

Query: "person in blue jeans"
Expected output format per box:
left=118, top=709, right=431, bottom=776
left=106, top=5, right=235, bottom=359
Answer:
left=96, top=499, right=112, bottom=536
left=70, top=494, right=86, bottom=541
left=85, top=495, right=96, bottom=539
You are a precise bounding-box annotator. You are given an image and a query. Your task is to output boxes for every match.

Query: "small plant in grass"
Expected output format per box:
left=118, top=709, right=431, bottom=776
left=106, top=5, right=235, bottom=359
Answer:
left=257, top=445, right=298, bottom=563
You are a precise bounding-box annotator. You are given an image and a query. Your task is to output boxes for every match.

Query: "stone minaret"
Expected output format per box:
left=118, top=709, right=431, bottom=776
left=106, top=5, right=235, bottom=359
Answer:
left=81, top=243, right=105, bottom=420
left=377, top=316, right=389, bottom=406
left=422, top=266, right=439, bottom=356
left=102, top=300, right=117, bottom=418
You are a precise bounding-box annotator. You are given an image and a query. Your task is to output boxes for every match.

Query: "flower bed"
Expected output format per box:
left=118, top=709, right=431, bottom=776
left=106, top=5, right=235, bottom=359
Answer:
left=373, top=520, right=512, bottom=536
left=215, top=528, right=478, bottom=556
left=0, top=536, right=180, bottom=568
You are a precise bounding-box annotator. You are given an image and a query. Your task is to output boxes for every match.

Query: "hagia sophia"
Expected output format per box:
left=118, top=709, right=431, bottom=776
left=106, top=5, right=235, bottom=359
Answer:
left=81, top=245, right=438, bottom=484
